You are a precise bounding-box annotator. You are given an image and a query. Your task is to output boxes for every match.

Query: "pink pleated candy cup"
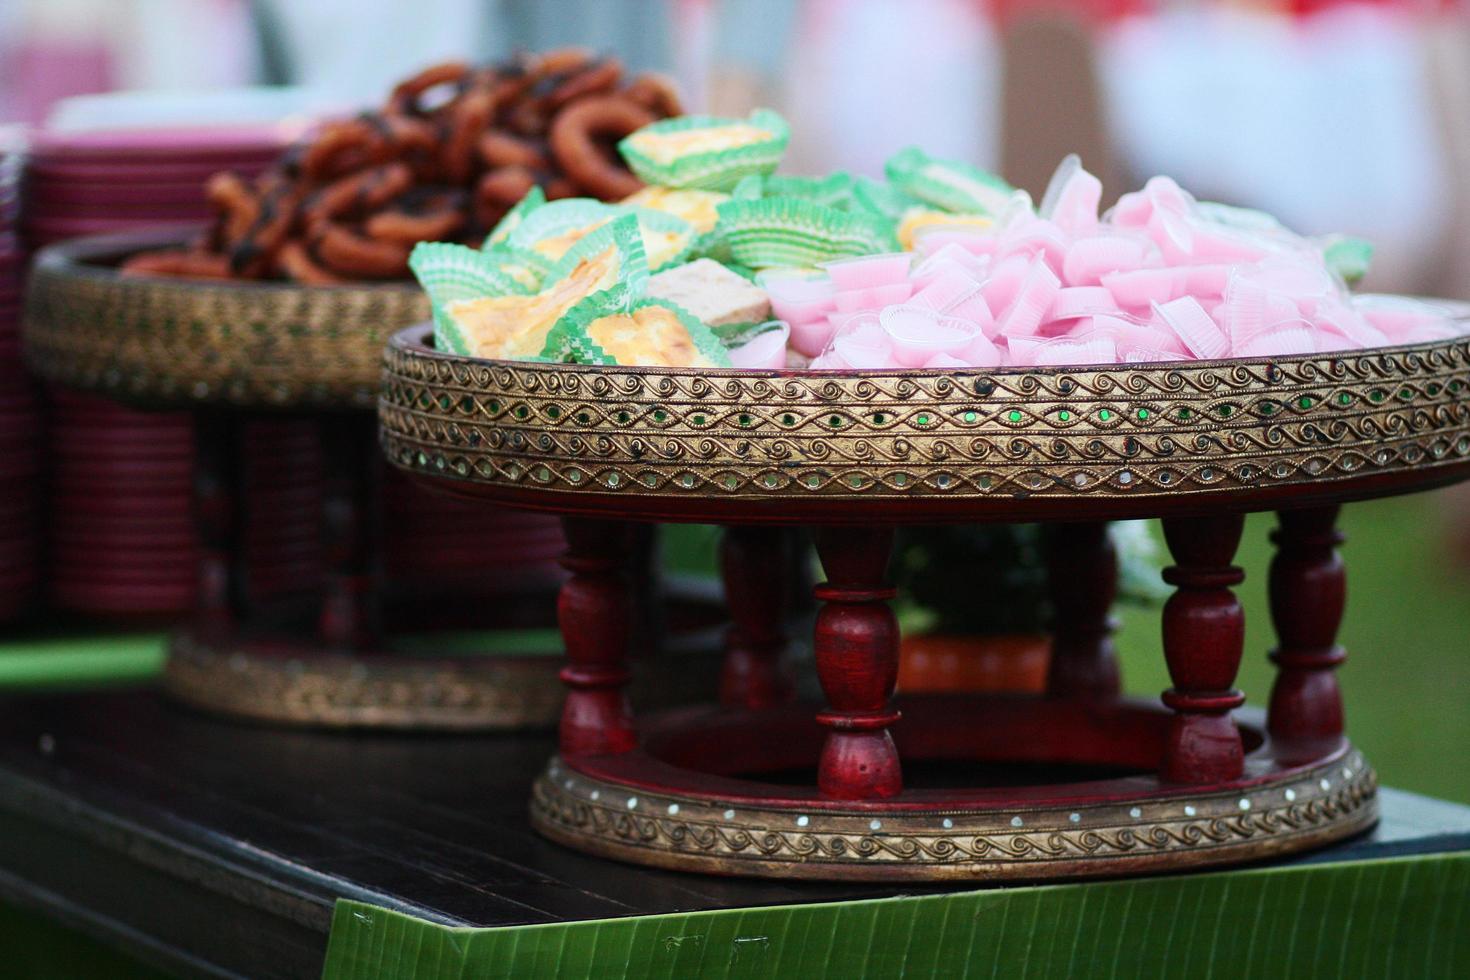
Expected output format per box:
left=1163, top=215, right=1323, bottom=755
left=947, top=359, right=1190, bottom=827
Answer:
left=822, top=252, right=912, bottom=290
left=1233, top=322, right=1316, bottom=357
left=957, top=332, right=1003, bottom=367
left=999, top=215, right=1070, bottom=272
left=923, top=352, right=971, bottom=369
left=1351, top=294, right=1455, bottom=340
left=1062, top=233, right=1158, bottom=286
left=789, top=315, right=842, bottom=358
left=911, top=243, right=988, bottom=288
left=1006, top=335, right=1043, bottom=366
left=1049, top=285, right=1115, bottom=321
left=1101, top=267, right=1183, bottom=308
left=1039, top=154, right=1102, bottom=237
left=759, top=272, right=836, bottom=324
left=996, top=258, right=1061, bottom=338
left=911, top=271, right=981, bottom=313
left=728, top=322, right=792, bottom=371
left=1153, top=295, right=1229, bottom=359
left=1032, top=333, right=1118, bottom=366
left=879, top=306, right=980, bottom=368
left=948, top=290, right=996, bottom=334
left=1181, top=264, right=1233, bottom=298
left=979, top=253, right=1033, bottom=312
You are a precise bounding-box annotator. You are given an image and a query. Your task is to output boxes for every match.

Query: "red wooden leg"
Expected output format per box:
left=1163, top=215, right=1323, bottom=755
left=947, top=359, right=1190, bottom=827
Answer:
left=812, top=527, right=902, bottom=800
left=319, top=415, right=382, bottom=649
left=192, top=410, right=242, bottom=637
left=1267, top=506, right=1347, bottom=760
left=1043, top=521, right=1120, bottom=698
left=719, top=526, right=795, bottom=709
left=558, top=518, right=636, bottom=756
left=1160, top=514, right=1246, bottom=784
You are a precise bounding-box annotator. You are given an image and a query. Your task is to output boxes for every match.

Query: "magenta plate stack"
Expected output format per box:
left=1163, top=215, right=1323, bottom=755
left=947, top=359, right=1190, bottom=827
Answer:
left=23, top=125, right=282, bottom=246
left=47, top=388, right=197, bottom=618
left=383, top=468, right=566, bottom=597
left=0, top=141, right=40, bottom=621
left=27, top=124, right=291, bottom=620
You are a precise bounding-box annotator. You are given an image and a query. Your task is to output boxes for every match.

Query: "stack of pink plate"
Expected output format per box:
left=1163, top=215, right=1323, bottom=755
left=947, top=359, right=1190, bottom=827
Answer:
left=47, top=388, right=197, bottom=619
left=0, top=139, right=40, bottom=622
left=22, top=125, right=282, bottom=246
left=23, top=124, right=306, bottom=620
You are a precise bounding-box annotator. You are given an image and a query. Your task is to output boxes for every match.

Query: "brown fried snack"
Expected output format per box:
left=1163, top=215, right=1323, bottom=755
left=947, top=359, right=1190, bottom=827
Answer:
left=120, top=52, right=682, bottom=283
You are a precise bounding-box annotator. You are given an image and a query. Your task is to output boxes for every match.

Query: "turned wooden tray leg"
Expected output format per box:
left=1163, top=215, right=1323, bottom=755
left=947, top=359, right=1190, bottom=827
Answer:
left=812, top=527, right=902, bottom=800
left=319, top=415, right=382, bottom=650
left=719, top=526, right=794, bottom=709
left=192, top=409, right=243, bottom=638
left=557, top=518, right=636, bottom=756
left=1268, top=506, right=1348, bottom=762
left=1160, top=514, right=1247, bottom=784
left=1043, top=521, right=1120, bottom=697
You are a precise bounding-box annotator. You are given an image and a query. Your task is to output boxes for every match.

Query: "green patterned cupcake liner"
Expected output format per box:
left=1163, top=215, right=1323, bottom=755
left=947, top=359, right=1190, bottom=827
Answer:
left=541, top=283, right=730, bottom=368
left=850, top=176, right=925, bottom=222
left=485, top=186, right=547, bottom=246
left=409, top=242, right=532, bottom=354
left=551, top=213, right=652, bottom=298
left=885, top=145, right=1014, bottom=216
left=704, top=197, right=895, bottom=269
left=619, top=108, right=791, bottom=192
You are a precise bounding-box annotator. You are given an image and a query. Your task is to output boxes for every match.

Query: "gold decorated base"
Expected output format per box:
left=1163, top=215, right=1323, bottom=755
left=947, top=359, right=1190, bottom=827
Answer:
left=529, top=698, right=1378, bottom=881
left=532, top=753, right=1376, bottom=881
left=165, top=624, right=723, bottom=731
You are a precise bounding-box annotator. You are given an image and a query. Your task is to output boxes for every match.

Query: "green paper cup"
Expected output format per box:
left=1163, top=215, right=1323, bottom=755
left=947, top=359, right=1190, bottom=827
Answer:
left=619, top=108, right=791, bottom=192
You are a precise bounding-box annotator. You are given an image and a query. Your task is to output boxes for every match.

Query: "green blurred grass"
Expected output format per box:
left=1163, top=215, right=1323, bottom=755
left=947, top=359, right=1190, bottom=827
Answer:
left=1112, top=492, right=1470, bottom=805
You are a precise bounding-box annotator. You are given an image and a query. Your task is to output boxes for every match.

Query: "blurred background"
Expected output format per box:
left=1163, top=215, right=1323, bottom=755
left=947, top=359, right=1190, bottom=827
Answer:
left=1, top=0, right=1468, bottom=804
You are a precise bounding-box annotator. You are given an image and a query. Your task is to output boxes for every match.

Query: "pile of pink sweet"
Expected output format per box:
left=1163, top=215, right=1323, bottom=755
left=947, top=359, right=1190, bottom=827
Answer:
left=759, top=163, right=1463, bottom=370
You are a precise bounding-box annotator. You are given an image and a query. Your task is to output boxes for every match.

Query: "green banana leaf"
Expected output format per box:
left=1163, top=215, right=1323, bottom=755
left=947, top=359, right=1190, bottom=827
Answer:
left=323, top=851, right=1469, bottom=979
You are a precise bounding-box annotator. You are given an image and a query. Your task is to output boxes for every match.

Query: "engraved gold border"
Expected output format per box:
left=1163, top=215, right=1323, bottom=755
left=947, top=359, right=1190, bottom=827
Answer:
left=23, top=231, right=428, bottom=410
left=530, top=751, right=1377, bottom=880
left=382, top=326, right=1470, bottom=505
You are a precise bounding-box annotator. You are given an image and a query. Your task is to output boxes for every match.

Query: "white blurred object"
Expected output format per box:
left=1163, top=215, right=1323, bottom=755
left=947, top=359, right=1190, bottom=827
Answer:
left=45, top=87, right=338, bottom=136
left=1100, top=6, right=1449, bottom=293
left=262, top=0, right=487, bottom=109
left=783, top=0, right=1000, bottom=177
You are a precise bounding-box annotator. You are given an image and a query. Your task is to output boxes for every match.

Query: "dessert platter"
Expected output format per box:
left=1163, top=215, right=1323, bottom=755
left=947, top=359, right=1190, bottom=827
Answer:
left=23, top=53, right=726, bottom=729
left=381, top=111, right=1470, bottom=877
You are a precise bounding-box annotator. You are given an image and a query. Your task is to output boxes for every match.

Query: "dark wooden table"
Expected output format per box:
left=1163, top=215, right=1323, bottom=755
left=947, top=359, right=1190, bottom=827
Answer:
left=0, top=689, right=1465, bottom=979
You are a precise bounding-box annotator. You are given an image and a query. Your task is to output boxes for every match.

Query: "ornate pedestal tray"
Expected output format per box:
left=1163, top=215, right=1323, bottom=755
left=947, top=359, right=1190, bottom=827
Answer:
left=23, top=231, right=722, bottom=729
left=380, top=321, right=1470, bottom=880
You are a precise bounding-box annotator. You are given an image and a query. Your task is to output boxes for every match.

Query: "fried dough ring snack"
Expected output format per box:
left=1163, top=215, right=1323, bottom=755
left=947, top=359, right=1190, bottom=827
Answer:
left=122, top=53, right=679, bottom=282
left=549, top=96, right=656, bottom=200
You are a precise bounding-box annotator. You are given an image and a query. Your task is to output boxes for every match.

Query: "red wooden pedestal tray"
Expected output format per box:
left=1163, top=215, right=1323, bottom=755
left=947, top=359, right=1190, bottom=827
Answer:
left=22, top=233, right=725, bottom=729
left=379, top=319, right=1470, bottom=878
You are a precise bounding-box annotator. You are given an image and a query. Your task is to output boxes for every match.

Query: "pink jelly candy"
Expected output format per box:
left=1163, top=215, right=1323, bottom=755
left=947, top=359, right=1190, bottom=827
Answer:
left=979, top=253, right=1033, bottom=313
left=1032, top=333, right=1118, bottom=366
left=996, top=258, right=1061, bottom=338
left=911, top=270, right=981, bottom=313
left=1154, top=295, right=1229, bottom=359
left=1101, top=267, right=1183, bottom=308
left=879, top=306, right=979, bottom=368
left=789, top=315, right=842, bottom=358
left=1233, top=322, right=1316, bottom=357
left=823, top=252, right=912, bottom=290
left=1062, top=234, right=1158, bottom=286
left=923, top=352, right=971, bottom=369
left=957, top=332, right=1003, bottom=367
left=1039, top=154, right=1102, bottom=237
left=728, top=322, right=792, bottom=371
left=1049, top=285, right=1115, bottom=321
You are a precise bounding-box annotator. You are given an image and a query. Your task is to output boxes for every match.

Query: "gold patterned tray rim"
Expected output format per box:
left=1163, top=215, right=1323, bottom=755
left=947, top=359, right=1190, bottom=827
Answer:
left=380, top=320, right=1470, bottom=519
left=23, top=228, right=427, bottom=410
